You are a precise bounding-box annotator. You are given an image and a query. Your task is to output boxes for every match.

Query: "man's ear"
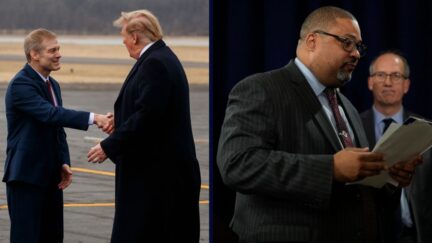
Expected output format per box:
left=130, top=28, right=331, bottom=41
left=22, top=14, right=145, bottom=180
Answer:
left=368, top=77, right=373, bottom=90
left=30, top=49, right=39, bottom=61
left=132, top=33, right=139, bottom=45
left=403, top=78, right=411, bottom=94
left=305, top=33, right=317, bottom=51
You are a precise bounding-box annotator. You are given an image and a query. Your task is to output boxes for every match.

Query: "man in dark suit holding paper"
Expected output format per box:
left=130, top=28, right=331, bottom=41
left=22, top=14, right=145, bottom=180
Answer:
left=217, top=7, right=421, bottom=243
left=361, top=50, right=432, bottom=243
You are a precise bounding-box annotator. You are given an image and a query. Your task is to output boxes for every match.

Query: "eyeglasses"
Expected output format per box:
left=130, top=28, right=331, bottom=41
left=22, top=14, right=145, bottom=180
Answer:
left=370, top=72, right=407, bottom=84
left=313, top=30, right=367, bottom=57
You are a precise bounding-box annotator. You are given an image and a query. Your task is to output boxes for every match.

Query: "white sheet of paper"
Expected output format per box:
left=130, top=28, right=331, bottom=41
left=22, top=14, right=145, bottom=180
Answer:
left=355, top=117, right=432, bottom=188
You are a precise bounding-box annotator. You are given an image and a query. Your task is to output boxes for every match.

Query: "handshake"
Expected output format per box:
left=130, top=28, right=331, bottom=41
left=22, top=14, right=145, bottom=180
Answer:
left=87, top=112, right=114, bottom=164
left=94, top=112, right=114, bottom=134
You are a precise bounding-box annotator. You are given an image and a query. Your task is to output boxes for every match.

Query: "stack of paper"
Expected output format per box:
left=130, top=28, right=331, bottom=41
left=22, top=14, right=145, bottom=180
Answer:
left=357, top=116, right=432, bottom=188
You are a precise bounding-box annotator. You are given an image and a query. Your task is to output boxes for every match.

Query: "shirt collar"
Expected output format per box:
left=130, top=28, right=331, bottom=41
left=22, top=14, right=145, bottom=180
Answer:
left=294, top=57, right=327, bottom=97
left=372, top=106, right=404, bottom=125
left=29, top=63, right=49, bottom=82
left=139, top=41, right=155, bottom=58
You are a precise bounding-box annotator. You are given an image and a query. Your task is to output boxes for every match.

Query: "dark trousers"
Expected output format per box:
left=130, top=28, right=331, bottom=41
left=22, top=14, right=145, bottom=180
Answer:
left=6, top=181, right=64, bottom=243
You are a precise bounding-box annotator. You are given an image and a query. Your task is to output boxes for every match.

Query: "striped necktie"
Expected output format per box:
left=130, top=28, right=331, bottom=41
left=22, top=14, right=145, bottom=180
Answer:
left=324, top=88, right=353, bottom=147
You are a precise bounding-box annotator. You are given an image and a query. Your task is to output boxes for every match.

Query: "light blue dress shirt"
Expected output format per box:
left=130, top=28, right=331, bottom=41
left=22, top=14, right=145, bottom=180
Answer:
left=294, top=58, right=355, bottom=148
left=372, top=106, right=413, bottom=228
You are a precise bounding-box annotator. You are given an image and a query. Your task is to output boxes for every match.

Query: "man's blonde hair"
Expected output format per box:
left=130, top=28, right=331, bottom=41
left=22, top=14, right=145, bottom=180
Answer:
left=24, top=28, right=57, bottom=62
left=113, top=9, right=163, bottom=42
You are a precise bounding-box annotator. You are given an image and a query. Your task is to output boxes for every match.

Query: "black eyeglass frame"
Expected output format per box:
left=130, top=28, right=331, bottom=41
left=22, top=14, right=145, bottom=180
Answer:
left=313, top=30, right=367, bottom=57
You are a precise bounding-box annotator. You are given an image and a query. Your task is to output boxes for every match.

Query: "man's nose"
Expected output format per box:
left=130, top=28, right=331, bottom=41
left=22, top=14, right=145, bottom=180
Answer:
left=350, top=48, right=361, bottom=59
left=383, top=75, right=393, bottom=85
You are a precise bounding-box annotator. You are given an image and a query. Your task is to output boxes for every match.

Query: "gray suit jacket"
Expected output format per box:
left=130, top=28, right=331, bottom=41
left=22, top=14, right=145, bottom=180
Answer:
left=361, top=109, right=432, bottom=243
left=217, top=60, right=399, bottom=243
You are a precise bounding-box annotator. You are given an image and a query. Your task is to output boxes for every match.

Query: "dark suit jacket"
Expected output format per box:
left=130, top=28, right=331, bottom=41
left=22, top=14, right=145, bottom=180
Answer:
left=217, top=60, right=398, bottom=243
left=3, top=63, right=90, bottom=187
left=361, top=109, right=432, bottom=243
left=100, top=40, right=201, bottom=243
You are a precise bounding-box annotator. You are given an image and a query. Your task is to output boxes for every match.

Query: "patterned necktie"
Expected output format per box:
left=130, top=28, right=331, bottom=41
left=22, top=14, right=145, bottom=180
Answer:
left=46, top=79, right=58, bottom=107
left=382, top=118, right=394, bottom=134
left=324, top=88, right=353, bottom=147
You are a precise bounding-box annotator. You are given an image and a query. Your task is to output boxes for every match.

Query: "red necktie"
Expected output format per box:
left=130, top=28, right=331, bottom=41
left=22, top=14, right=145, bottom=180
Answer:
left=46, top=79, right=57, bottom=107
left=324, top=88, right=353, bottom=147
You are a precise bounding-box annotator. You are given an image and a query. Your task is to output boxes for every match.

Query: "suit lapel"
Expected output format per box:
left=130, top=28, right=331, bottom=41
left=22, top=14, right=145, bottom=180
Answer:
left=361, top=109, right=376, bottom=148
left=115, top=58, right=141, bottom=104
left=284, top=61, right=342, bottom=151
left=24, top=64, right=53, bottom=104
left=403, top=110, right=413, bottom=121
left=402, top=110, right=415, bottom=198
left=314, top=107, right=343, bottom=151
left=49, top=78, right=62, bottom=106
left=115, top=40, right=166, bottom=106
left=338, top=95, right=367, bottom=148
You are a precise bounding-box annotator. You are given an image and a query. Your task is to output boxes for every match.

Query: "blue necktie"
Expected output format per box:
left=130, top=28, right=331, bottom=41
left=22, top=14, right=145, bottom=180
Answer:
left=382, top=118, right=394, bottom=134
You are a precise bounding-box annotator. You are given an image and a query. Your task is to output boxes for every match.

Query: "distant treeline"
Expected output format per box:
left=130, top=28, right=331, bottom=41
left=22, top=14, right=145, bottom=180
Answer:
left=0, top=0, right=208, bottom=36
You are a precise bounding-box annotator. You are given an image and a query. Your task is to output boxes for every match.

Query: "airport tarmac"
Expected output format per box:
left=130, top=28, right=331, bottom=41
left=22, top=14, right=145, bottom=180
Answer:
left=0, top=83, right=209, bottom=242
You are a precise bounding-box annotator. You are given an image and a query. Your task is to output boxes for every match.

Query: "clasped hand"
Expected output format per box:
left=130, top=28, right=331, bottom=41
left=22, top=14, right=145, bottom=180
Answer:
left=94, top=112, right=114, bottom=134
left=88, top=112, right=113, bottom=163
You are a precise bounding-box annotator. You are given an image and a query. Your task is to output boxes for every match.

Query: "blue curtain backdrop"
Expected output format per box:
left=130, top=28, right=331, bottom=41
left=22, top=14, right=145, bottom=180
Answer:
left=211, top=0, right=432, bottom=242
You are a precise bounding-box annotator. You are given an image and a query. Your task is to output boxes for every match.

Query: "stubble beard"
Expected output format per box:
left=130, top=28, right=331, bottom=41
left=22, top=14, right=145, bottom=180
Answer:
left=336, top=69, right=352, bottom=87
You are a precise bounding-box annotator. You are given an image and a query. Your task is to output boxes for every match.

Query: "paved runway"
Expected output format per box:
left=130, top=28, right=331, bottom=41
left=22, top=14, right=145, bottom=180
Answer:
left=0, top=84, right=209, bottom=242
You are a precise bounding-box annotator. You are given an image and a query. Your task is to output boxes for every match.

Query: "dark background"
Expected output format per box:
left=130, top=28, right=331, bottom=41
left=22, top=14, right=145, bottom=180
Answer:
left=211, top=0, right=432, bottom=242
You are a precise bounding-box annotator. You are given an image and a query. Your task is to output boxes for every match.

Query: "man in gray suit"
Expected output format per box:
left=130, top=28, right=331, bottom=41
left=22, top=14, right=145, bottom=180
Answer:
left=361, top=50, right=432, bottom=243
left=217, top=6, right=421, bottom=243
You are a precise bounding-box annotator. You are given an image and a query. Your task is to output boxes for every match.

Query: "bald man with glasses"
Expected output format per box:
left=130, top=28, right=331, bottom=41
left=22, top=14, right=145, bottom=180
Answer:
left=313, top=30, right=367, bottom=57
left=361, top=50, right=432, bottom=243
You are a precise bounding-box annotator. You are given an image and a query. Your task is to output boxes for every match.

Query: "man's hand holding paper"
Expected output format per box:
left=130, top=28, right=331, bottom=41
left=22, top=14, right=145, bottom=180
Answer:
left=333, top=147, right=386, bottom=182
left=388, top=155, right=423, bottom=187
left=357, top=117, right=432, bottom=187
